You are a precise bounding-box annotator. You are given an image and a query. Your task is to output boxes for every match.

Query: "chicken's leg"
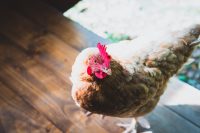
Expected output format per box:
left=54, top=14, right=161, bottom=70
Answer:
left=117, top=118, right=137, bottom=133
left=137, top=117, right=151, bottom=130
left=117, top=117, right=152, bottom=133
left=82, top=109, right=93, bottom=116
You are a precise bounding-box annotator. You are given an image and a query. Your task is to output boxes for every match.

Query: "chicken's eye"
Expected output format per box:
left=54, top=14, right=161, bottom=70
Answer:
left=94, top=60, right=97, bottom=63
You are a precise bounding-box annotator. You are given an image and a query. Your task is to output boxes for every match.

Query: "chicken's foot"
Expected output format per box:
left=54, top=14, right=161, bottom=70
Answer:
left=117, top=117, right=152, bottom=133
left=136, top=117, right=151, bottom=129
left=82, top=109, right=93, bottom=117
left=117, top=118, right=137, bottom=133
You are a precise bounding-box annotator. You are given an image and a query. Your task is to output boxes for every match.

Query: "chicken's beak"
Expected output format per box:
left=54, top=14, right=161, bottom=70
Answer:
left=105, top=68, right=112, bottom=75
left=101, top=67, right=112, bottom=75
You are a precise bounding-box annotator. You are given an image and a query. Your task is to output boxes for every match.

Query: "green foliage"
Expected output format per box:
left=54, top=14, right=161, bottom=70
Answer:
left=104, top=32, right=131, bottom=43
left=178, top=75, right=188, bottom=82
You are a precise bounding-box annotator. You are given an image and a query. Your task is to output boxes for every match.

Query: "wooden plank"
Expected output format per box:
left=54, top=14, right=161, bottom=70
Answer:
left=0, top=37, right=110, bottom=133
left=0, top=7, right=79, bottom=100
left=0, top=6, right=121, bottom=133
left=145, top=105, right=200, bottom=133
left=0, top=6, right=45, bottom=50
left=0, top=40, right=72, bottom=132
left=0, top=6, right=115, bottom=132
left=160, top=77, right=200, bottom=127
left=0, top=6, right=78, bottom=80
left=0, top=82, right=61, bottom=133
left=4, top=0, right=109, bottom=51
left=41, top=0, right=80, bottom=13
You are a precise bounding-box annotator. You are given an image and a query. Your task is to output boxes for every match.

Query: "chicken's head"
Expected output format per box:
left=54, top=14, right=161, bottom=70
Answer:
left=70, top=42, right=132, bottom=116
left=70, top=42, right=113, bottom=90
left=87, top=43, right=111, bottom=79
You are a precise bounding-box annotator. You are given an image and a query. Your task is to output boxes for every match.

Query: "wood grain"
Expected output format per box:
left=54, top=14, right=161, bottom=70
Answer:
left=0, top=82, right=61, bottom=133
left=0, top=31, right=113, bottom=133
left=0, top=1, right=120, bottom=132
left=4, top=0, right=109, bottom=51
left=145, top=105, right=200, bottom=133
left=41, top=0, right=80, bottom=12
left=160, top=78, right=200, bottom=127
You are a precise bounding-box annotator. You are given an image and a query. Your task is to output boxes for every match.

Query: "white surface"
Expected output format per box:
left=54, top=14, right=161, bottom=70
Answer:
left=64, top=0, right=200, bottom=39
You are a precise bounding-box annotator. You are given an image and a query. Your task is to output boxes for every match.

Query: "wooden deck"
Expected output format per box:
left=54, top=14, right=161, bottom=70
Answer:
left=0, top=0, right=199, bottom=132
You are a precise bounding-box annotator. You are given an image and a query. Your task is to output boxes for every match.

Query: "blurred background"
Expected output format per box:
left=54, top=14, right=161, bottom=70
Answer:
left=64, top=0, right=200, bottom=90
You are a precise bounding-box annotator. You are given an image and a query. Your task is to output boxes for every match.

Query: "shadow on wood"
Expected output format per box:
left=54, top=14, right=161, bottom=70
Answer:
left=145, top=104, right=200, bottom=133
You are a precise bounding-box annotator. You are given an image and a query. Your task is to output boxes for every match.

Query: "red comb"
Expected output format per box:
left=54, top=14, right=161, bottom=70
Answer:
left=97, top=43, right=111, bottom=67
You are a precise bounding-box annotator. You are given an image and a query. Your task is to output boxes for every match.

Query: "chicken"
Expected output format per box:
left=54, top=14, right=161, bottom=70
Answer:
left=70, top=25, right=200, bottom=132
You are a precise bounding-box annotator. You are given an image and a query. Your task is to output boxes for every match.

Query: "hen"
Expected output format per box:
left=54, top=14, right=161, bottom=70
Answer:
left=70, top=25, right=200, bottom=133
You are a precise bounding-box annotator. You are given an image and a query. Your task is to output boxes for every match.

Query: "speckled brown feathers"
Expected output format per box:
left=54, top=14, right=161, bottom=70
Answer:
left=71, top=25, right=200, bottom=118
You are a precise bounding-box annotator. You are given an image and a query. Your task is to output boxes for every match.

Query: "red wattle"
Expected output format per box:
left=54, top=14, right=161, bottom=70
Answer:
left=87, top=66, right=92, bottom=76
left=95, top=71, right=107, bottom=79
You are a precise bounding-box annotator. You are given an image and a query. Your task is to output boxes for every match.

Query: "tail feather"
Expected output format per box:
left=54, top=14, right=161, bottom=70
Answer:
left=188, top=24, right=200, bottom=46
left=190, top=37, right=200, bottom=46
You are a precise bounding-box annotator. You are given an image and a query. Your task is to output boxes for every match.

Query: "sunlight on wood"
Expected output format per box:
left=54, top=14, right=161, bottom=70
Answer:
left=160, top=77, right=200, bottom=106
